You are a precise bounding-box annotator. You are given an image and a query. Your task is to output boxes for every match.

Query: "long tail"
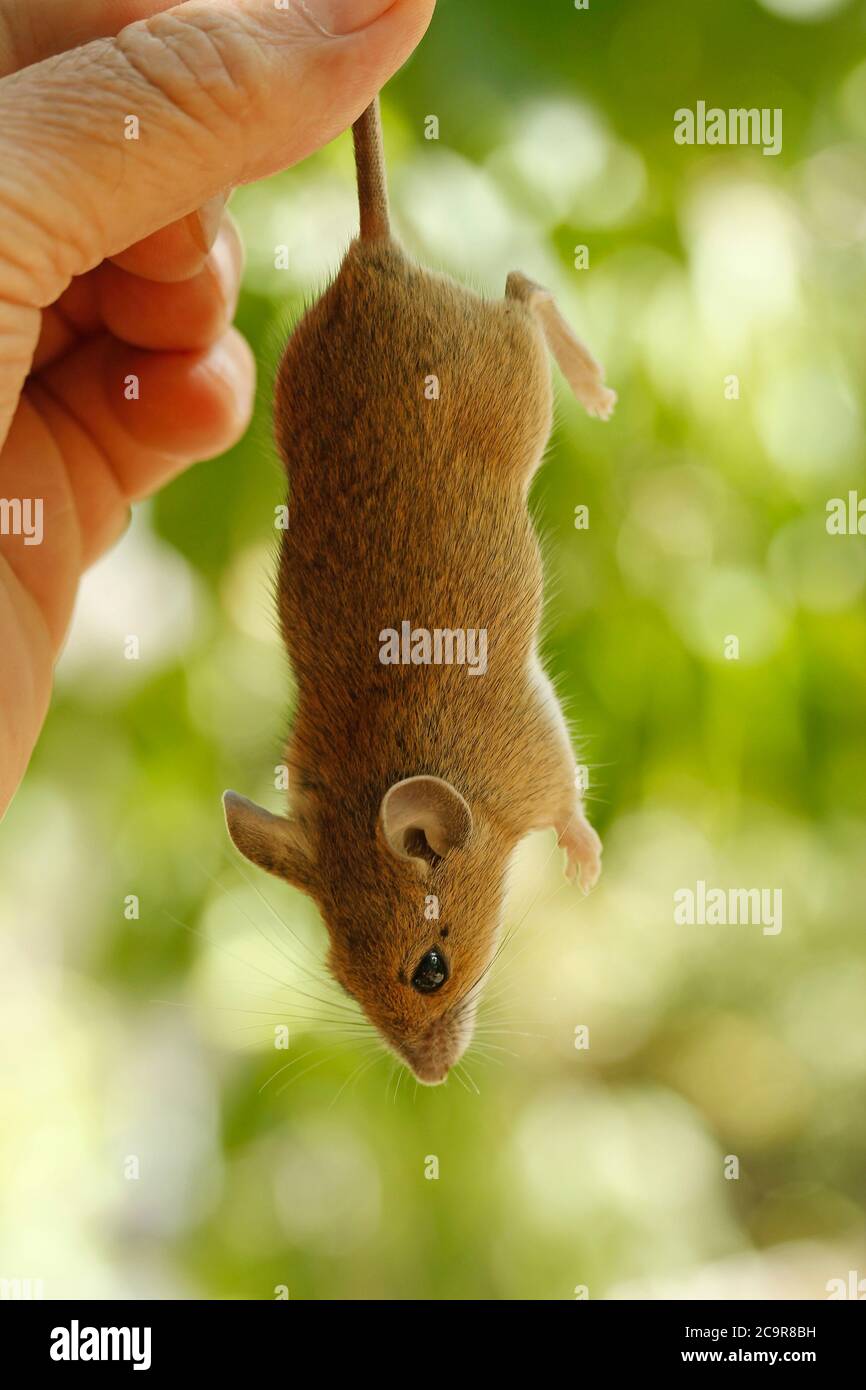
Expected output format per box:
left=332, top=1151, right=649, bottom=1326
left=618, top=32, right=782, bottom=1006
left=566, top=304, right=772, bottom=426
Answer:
left=352, top=98, right=390, bottom=241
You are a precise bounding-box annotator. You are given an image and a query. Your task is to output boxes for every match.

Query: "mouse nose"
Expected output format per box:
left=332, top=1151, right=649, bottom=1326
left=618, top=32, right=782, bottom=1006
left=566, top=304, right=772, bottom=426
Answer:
left=397, top=1005, right=475, bottom=1085
left=398, top=1041, right=451, bottom=1085
left=412, top=1058, right=449, bottom=1087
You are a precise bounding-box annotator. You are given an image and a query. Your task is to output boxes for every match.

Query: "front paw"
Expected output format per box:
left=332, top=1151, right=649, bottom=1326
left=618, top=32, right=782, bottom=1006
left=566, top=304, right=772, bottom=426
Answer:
left=558, top=815, right=602, bottom=895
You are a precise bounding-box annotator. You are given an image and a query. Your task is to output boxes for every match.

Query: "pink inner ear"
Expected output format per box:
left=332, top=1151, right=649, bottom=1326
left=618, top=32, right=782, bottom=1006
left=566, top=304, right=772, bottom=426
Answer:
left=380, top=776, right=472, bottom=865
left=403, top=825, right=443, bottom=867
left=384, top=797, right=446, bottom=864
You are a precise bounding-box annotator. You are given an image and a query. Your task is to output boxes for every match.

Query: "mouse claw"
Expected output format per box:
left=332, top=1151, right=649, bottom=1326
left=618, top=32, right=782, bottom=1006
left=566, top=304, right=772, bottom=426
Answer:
left=585, top=385, right=617, bottom=422
left=558, top=816, right=602, bottom=895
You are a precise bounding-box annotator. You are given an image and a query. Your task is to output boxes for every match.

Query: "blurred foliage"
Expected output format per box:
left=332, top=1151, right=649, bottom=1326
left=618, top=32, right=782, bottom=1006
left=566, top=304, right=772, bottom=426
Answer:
left=2, top=0, right=866, bottom=1301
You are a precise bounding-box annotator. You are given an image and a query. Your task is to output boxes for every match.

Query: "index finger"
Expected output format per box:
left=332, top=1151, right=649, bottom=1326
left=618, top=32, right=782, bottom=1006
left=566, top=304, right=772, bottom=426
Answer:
left=0, top=0, right=436, bottom=305
left=0, top=1, right=230, bottom=282
left=0, top=0, right=180, bottom=78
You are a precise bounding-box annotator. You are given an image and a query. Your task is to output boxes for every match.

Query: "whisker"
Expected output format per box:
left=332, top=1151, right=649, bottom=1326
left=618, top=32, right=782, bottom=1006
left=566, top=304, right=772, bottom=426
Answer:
left=348, top=1050, right=389, bottom=1095
left=162, top=908, right=296, bottom=996
left=150, top=997, right=370, bottom=1038
left=495, top=883, right=571, bottom=977
left=199, top=864, right=332, bottom=995
left=273, top=1053, right=337, bottom=1096
left=225, top=855, right=323, bottom=967
left=259, top=1045, right=324, bottom=1094
left=469, top=1040, right=519, bottom=1059
left=162, top=905, right=362, bottom=1022
left=193, top=858, right=359, bottom=1015
left=384, top=1061, right=398, bottom=1103
left=233, top=1021, right=372, bottom=1041
left=453, top=1061, right=480, bottom=1096
left=449, top=1064, right=471, bottom=1094
left=463, top=1045, right=504, bottom=1068
left=328, top=1042, right=386, bottom=1108
left=473, top=1028, right=547, bottom=1040
left=393, top=1064, right=406, bottom=1104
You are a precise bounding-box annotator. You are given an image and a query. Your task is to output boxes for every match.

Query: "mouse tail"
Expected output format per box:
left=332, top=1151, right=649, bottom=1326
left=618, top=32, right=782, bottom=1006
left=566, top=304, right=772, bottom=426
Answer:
left=353, top=98, right=391, bottom=241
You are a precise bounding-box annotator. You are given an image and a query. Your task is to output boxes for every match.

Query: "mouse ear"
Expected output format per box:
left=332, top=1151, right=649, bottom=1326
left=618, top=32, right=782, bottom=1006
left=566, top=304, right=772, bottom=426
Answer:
left=223, top=791, right=317, bottom=893
left=506, top=270, right=616, bottom=421
left=379, top=776, right=473, bottom=874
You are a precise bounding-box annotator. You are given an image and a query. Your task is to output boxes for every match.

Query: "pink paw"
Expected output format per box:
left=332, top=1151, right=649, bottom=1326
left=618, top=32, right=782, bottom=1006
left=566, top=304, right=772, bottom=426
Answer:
left=558, top=816, right=602, bottom=895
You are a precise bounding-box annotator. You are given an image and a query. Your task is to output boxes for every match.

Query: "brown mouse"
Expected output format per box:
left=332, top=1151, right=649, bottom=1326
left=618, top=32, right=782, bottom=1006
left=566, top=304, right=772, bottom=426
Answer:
left=224, top=100, right=614, bottom=1085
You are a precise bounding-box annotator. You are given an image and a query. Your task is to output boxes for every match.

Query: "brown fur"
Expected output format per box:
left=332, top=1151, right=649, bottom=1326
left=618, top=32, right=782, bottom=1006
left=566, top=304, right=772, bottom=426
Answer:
left=224, top=100, right=610, bottom=1084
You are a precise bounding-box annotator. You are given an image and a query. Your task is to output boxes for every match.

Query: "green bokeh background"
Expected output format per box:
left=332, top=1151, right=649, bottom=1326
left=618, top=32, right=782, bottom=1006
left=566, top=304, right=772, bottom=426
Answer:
left=2, top=0, right=865, bottom=1300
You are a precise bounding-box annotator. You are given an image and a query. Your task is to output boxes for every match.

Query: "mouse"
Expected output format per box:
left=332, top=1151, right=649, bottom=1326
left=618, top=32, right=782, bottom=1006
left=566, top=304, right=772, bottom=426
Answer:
left=223, top=99, right=614, bottom=1086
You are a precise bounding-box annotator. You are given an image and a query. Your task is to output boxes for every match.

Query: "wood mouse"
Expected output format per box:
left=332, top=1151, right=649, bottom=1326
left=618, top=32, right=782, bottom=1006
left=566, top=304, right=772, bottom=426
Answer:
left=224, top=100, right=615, bottom=1085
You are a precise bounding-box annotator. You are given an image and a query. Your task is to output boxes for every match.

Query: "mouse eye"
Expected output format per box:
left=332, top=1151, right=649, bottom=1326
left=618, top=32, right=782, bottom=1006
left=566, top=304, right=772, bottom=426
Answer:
left=411, top=948, right=449, bottom=994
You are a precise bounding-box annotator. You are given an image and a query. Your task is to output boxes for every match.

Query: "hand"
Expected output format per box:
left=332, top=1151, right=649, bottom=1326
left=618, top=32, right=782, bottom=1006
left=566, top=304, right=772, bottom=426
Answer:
left=0, top=0, right=433, bottom=814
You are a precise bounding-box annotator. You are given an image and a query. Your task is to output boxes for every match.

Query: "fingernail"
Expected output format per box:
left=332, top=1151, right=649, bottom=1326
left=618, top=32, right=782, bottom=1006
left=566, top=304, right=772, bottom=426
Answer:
left=294, top=0, right=395, bottom=39
left=187, top=193, right=230, bottom=254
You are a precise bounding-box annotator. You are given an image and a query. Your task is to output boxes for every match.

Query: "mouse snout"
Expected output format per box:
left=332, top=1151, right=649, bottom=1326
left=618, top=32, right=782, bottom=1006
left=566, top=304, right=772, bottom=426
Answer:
left=410, top=1056, right=451, bottom=1087
left=398, top=1003, right=475, bottom=1086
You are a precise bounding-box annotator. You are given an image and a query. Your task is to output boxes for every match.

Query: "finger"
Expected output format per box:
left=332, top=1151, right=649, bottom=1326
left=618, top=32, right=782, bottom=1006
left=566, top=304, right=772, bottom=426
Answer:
left=0, top=551, right=54, bottom=816
left=95, top=213, right=243, bottom=351
left=32, top=273, right=102, bottom=372
left=105, top=329, right=256, bottom=472
left=0, top=3, right=234, bottom=287
left=34, top=327, right=255, bottom=514
left=33, top=211, right=241, bottom=373
left=0, top=0, right=436, bottom=303
left=0, top=396, right=82, bottom=646
left=0, top=0, right=434, bottom=452
left=0, top=2, right=183, bottom=78
left=0, top=0, right=232, bottom=286
left=0, top=309, right=254, bottom=815
left=108, top=191, right=229, bottom=283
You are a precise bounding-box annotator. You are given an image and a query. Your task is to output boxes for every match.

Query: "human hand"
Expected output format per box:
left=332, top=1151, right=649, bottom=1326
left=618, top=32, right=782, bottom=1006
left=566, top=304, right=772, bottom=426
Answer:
left=0, top=0, right=433, bottom=814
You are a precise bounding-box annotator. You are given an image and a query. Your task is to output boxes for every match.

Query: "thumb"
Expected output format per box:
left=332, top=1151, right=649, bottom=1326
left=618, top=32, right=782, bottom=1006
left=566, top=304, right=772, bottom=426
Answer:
left=0, top=0, right=435, bottom=306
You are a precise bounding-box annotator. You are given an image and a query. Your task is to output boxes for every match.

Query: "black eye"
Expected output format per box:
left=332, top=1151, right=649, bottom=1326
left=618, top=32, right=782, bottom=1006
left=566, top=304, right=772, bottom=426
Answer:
left=411, top=949, right=449, bottom=994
